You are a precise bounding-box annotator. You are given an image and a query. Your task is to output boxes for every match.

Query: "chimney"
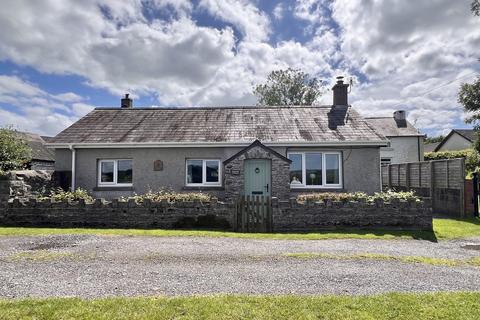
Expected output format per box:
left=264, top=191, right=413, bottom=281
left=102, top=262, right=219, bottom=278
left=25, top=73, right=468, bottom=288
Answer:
left=121, top=93, right=133, bottom=108
left=393, top=110, right=406, bottom=121
left=332, top=76, right=349, bottom=106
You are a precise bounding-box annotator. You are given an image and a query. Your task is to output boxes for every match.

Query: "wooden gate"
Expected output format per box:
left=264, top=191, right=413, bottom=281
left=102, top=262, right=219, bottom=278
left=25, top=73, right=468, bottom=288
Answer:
left=234, top=195, right=272, bottom=232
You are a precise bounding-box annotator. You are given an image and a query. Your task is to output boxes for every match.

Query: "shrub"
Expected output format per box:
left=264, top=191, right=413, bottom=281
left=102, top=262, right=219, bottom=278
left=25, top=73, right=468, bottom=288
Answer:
left=297, top=192, right=368, bottom=202
left=424, top=149, right=479, bottom=173
left=369, top=189, right=421, bottom=202
left=39, top=188, right=93, bottom=202
left=123, top=189, right=213, bottom=203
left=297, top=189, right=420, bottom=203
left=0, top=126, right=32, bottom=172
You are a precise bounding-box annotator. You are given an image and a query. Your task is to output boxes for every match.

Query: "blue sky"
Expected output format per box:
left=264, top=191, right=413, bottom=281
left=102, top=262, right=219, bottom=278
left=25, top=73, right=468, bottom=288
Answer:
left=0, top=0, right=478, bottom=137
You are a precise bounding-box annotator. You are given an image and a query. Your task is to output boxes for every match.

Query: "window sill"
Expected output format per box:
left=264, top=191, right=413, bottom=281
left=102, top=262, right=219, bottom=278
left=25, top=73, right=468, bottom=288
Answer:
left=290, top=187, right=345, bottom=192
left=182, top=186, right=224, bottom=191
left=93, top=186, right=135, bottom=191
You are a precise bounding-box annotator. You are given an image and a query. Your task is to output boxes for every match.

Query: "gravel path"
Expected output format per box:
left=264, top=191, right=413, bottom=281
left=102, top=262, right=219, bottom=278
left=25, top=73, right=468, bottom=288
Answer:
left=0, top=235, right=479, bottom=298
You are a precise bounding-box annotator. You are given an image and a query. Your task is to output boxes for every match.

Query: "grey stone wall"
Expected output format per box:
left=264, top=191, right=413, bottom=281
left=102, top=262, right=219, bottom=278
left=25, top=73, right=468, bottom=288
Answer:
left=272, top=198, right=432, bottom=231
left=224, top=145, right=290, bottom=202
left=0, top=196, right=431, bottom=231
left=0, top=198, right=233, bottom=229
left=0, top=170, right=55, bottom=200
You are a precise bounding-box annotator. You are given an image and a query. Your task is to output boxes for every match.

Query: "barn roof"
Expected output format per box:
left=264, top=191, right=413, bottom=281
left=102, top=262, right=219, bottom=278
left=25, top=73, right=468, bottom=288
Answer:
left=15, top=132, right=55, bottom=162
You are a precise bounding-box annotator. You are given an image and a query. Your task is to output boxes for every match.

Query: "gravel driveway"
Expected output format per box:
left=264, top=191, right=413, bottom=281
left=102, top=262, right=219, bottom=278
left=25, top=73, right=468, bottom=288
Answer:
left=0, top=235, right=479, bottom=298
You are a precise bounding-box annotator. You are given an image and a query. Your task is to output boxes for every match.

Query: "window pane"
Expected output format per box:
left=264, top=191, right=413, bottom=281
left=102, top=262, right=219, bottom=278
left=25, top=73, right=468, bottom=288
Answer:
left=288, top=154, right=303, bottom=184
left=205, top=160, right=219, bottom=183
left=305, top=153, right=322, bottom=185
left=100, top=161, right=114, bottom=183
left=326, top=154, right=340, bottom=184
left=117, top=160, right=133, bottom=184
left=187, top=160, right=203, bottom=184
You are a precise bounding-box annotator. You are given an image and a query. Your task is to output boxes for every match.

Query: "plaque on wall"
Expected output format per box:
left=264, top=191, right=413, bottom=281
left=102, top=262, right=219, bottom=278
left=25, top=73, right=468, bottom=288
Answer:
left=154, top=160, right=163, bottom=171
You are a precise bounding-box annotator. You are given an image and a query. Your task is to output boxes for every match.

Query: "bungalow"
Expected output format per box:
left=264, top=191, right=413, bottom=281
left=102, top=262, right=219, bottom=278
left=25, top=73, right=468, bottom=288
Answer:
left=47, top=77, right=388, bottom=200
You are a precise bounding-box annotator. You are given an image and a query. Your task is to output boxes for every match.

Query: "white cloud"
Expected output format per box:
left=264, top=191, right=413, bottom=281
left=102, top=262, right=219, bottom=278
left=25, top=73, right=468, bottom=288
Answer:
left=0, top=75, right=44, bottom=97
left=71, top=103, right=96, bottom=117
left=198, top=0, right=271, bottom=42
left=0, top=75, right=90, bottom=135
left=0, top=0, right=478, bottom=136
left=328, top=0, right=480, bottom=134
left=52, top=92, right=84, bottom=103
left=294, top=0, right=330, bottom=26
left=273, top=3, right=284, bottom=20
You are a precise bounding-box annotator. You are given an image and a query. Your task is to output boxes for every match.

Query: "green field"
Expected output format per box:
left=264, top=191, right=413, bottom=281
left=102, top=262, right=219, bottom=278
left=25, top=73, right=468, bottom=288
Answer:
left=0, top=218, right=478, bottom=241
left=1, top=293, right=479, bottom=320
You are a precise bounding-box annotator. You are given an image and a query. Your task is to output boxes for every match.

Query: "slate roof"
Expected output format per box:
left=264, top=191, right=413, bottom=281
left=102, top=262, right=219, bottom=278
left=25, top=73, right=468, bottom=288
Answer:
left=424, top=142, right=440, bottom=153
left=451, top=129, right=475, bottom=142
left=15, top=132, right=55, bottom=162
left=433, top=129, right=476, bottom=152
left=49, top=106, right=387, bottom=145
left=365, top=117, right=423, bottom=137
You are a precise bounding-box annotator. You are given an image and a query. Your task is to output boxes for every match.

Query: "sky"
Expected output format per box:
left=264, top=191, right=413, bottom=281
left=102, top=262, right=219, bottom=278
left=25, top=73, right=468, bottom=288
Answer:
left=0, top=0, right=479, bottom=137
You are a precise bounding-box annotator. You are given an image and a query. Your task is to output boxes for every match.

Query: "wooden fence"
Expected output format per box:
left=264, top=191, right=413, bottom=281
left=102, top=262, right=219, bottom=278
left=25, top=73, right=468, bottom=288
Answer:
left=381, top=158, right=467, bottom=217
left=234, top=195, right=272, bottom=232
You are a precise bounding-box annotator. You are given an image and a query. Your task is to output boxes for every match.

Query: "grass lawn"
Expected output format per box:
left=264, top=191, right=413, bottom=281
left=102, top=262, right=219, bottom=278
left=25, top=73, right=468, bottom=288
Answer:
left=1, top=292, right=479, bottom=320
left=284, top=252, right=480, bottom=267
left=0, top=218, right=478, bottom=241
left=433, top=217, right=480, bottom=240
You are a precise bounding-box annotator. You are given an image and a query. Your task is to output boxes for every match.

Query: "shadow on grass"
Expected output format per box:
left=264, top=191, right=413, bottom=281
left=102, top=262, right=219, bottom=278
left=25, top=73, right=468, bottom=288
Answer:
left=268, top=228, right=437, bottom=242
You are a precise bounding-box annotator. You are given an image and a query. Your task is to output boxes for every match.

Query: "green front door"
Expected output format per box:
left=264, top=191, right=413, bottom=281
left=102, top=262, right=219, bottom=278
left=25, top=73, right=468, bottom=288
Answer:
left=244, top=159, right=271, bottom=196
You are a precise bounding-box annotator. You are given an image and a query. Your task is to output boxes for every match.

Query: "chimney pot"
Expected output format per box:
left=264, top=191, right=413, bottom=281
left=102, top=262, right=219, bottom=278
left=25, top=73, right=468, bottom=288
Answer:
left=332, top=76, right=349, bottom=106
left=393, top=110, right=406, bottom=121
left=121, top=93, right=133, bottom=108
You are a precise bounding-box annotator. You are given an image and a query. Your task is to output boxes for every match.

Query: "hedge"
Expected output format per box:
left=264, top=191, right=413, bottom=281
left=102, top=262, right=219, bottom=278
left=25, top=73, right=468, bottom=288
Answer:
left=424, top=149, right=479, bottom=173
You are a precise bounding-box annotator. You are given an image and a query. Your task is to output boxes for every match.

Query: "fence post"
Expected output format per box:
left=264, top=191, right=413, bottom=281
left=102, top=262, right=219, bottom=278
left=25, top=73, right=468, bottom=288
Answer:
left=473, top=171, right=479, bottom=218
left=388, top=164, right=392, bottom=189
left=397, top=164, right=400, bottom=186
left=406, top=163, right=411, bottom=189
left=418, top=162, right=422, bottom=187
left=429, top=161, right=435, bottom=210
left=459, top=158, right=465, bottom=217
left=446, top=160, right=450, bottom=188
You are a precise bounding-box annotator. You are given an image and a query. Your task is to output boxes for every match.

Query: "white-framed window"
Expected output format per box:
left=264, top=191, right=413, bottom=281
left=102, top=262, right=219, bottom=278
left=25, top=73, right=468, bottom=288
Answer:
left=186, top=159, right=221, bottom=186
left=287, top=152, right=342, bottom=189
left=98, top=159, right=133, bottom=186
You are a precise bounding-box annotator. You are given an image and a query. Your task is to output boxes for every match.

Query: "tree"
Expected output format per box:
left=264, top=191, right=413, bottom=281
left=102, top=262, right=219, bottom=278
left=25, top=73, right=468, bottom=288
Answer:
left=0, top=127, right=32, bottom=172
left=459, top=77, right=480, bottom=126
left=254, top=68, right=323, bottom=106
left=459, top=77, right=480, bottom=152
left=424, top=135, right=444, bottom=144
left=472, top=0, right=480, bottom=16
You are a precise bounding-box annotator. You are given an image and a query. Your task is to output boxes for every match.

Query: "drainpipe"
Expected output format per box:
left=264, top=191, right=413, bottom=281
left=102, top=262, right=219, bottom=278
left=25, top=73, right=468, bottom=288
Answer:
left=69, top=145, right=76, bottom=191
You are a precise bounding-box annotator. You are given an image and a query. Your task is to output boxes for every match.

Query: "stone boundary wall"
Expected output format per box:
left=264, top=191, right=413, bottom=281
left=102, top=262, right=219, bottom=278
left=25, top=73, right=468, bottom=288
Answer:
left=0, top=198, right=233, bottom=229
left=0, top=170, right=56, bottom=201
left=0, top=197, right=432, bottom=231
left=272, top=198, right=432, bottom=231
